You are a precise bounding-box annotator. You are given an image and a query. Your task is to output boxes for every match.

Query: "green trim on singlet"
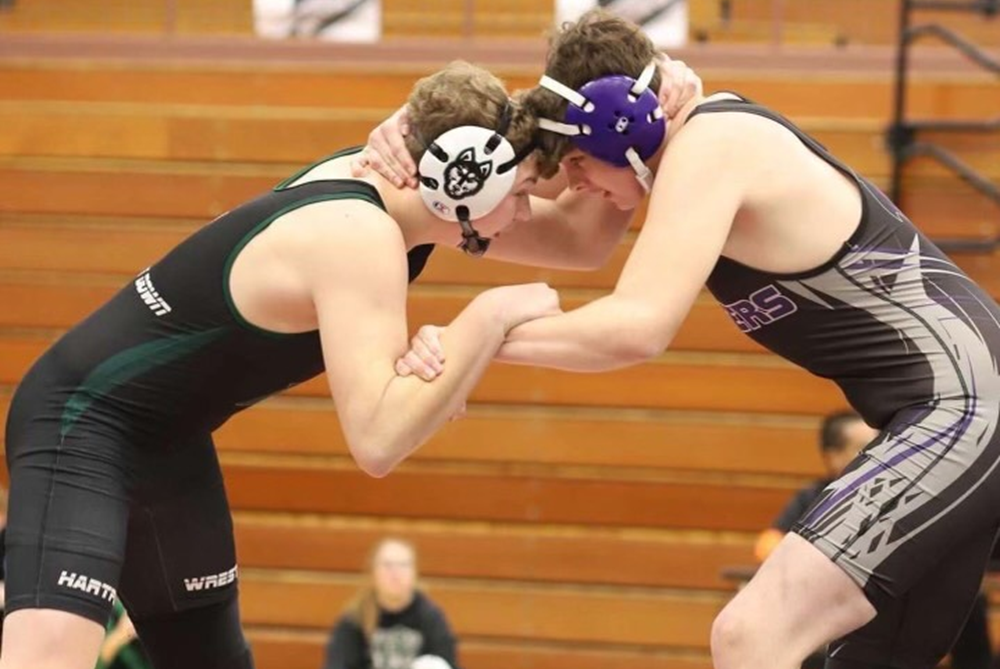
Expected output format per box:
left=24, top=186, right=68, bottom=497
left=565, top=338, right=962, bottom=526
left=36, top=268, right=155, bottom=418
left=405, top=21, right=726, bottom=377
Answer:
left=274, top=146, right=365, bottom=191
left=95, top=601, right=152, bottom=669
left=115, top=645, right=150, bottom=669
left=222, top=191, right=386, bottom=338
left=60, top=327, right=227, bottom=438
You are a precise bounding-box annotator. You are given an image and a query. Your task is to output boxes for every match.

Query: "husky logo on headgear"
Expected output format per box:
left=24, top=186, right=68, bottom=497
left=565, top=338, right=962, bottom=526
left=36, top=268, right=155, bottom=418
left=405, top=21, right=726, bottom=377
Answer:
left=416, top=102, right=535, bottom=258
left=444, top=148, right=493, bottom=200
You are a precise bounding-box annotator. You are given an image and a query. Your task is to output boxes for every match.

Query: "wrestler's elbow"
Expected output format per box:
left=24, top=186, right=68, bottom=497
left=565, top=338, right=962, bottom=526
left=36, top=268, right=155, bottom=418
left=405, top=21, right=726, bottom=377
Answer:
left=349, top=433, right=407, bottom=479
left=352, top=447, right=396, bottom=478
left=615, top=337, right=668, bottom=365
left=615, top=312, right=673, bottom=363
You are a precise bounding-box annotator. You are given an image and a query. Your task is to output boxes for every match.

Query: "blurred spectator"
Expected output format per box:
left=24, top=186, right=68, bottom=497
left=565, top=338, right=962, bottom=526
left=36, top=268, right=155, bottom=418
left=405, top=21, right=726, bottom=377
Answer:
left=324, top=538, right=459, bottom=669
left=95, top=600, right=150, bottom=669
left=754, top=411, right=874, bottom=561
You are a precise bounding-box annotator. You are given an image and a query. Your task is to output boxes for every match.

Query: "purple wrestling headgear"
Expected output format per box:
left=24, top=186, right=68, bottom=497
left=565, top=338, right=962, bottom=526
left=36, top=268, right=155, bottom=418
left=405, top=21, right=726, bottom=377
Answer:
left=537, top=61, right=665, bottom=192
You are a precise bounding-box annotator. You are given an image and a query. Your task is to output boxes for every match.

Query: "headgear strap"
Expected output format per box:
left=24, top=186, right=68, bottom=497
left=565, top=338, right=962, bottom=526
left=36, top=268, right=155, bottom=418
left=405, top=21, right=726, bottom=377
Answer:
left=416, top=99, right=533, bottom=257
left=537, top=61, right=665, bottom=192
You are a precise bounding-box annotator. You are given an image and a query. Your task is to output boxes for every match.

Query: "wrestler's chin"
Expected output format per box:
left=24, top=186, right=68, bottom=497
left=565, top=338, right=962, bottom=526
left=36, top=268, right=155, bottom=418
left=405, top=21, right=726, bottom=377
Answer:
left=609, top=195, right=641, bottom=212
left=601, top=189, right=641, bottom=212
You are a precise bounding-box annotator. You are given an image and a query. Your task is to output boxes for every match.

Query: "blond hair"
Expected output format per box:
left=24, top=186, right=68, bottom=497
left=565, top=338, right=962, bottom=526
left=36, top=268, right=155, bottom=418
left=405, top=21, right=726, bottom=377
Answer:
left=343, top=537, right=419, bottom=641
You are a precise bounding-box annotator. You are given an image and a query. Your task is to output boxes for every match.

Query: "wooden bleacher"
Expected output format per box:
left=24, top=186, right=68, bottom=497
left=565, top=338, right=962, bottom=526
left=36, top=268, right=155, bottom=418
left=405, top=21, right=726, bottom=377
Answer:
left=710, top=0, right=1000, bottom=47
left=0, top=29, right=999, bottom=669
left=0, top=0, right=253, bottom=35
left=1, top=0, right=997, bottom=46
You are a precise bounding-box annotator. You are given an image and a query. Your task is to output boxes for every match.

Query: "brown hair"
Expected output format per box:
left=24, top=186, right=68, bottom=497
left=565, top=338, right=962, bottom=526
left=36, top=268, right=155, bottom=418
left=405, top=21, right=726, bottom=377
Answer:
left=343, top=537, right=418, bottom=641
left=405, top=61, right=560, bottom=178
left=522, top=9, right=662, bottom=164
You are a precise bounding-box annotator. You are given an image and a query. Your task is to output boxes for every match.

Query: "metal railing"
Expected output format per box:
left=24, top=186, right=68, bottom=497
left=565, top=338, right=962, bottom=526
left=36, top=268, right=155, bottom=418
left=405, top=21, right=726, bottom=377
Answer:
left=888, top=0, right=1000, bottom=251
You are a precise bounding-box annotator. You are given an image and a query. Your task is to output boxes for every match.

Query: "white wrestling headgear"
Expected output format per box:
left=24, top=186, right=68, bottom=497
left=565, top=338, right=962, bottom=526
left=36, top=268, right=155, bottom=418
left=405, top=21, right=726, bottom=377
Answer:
left=417, top=102, right=534, bottom=257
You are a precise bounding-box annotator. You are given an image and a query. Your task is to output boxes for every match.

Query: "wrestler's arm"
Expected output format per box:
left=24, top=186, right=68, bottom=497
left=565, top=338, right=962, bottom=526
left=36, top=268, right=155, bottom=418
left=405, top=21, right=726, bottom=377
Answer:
left=294, top=200, right=555, bottom=476
left=496, top=115, right=749, bottom=371
left=483, top=179, right=634, bottom=270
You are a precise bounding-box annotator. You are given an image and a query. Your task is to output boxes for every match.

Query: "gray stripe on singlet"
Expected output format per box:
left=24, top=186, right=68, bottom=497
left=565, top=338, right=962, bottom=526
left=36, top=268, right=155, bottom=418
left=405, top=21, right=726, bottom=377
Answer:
left=780, top=234, right=1000, bottom=584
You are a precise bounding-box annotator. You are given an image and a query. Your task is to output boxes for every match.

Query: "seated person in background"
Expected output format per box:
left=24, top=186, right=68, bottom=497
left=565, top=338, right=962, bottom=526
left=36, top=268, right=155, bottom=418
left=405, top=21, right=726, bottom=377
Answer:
left=324, top=538, right=459, bottom=669
left=756, top=412, right=993, bottom=669
left=754, top=411, right=875, bottom=669
left=96, top=600, right=150, bottom=669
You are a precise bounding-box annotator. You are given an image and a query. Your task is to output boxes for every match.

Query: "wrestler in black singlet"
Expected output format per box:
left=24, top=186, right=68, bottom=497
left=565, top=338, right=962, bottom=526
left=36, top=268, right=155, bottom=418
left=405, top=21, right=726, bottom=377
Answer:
left=4, top=149, right=432, bottom=665
left=693, top=98, right=1000, bottom=669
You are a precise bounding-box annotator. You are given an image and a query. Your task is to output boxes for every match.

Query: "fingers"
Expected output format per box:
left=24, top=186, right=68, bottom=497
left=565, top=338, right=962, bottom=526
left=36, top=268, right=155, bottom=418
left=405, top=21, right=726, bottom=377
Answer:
left=367, top=127, right=409, bottom=188
left=359, top=106, right=418, bottom=188
left=449, top=402, right=467, bottom=421
left=656, top=53, right=678, bottom=116
left=416, top=324, right=446, bottom=362
left=370, top=109, right=419, bottom=188
left=680, top=59, right=704, bottom=102
left=394, top=355, right=414, bottom=377
left=411, top=335, right=444, bottom=374
left=394, top=325, right=447, bottom=381
left=350, top=149, right=371, bottom=178
left=656, top=53, right=703, bottom=119
left=395, top=351, right=436, bottom=381
left=690, top=60, right=705, bottom=98
left=388, top=109, right=418, bottom=188
left=662, top=60, right=686, bottom=118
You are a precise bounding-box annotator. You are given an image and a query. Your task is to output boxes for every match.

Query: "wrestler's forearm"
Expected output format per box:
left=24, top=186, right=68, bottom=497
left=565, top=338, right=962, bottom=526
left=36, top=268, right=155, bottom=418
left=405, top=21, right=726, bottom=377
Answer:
left=496, top=295, right=669, bottom=372
left=351, top=296, right=506, bottom=476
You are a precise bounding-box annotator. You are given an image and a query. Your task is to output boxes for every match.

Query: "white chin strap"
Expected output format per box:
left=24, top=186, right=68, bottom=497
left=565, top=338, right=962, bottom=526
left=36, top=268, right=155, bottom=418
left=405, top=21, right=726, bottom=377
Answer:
left=625, top=147, right=654, bottom=193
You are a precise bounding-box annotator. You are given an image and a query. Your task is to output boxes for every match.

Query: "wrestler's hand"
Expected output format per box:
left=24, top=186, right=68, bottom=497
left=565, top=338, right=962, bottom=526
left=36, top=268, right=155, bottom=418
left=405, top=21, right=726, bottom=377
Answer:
left=656, top=53, right=704, bottom=119
left=351, top=105, right=419, bottom=188
left=395, top=324, right=446, bottom=381
left=393, top=326, right=465, bottom=419
left=394, top=284, right=560, bottom=381
left=487, top=282, right=562, bottom=332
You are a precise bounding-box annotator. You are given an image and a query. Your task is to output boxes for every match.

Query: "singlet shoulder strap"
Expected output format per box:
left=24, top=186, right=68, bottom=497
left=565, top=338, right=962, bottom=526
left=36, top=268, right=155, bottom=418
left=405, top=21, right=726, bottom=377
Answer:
left=685, top=91, right=752, bottom=121
left=271, top=147, right=391, bottom=213
left=274, top=146, right=368, bottom=191
left=686, top=93, right=856, bottom=179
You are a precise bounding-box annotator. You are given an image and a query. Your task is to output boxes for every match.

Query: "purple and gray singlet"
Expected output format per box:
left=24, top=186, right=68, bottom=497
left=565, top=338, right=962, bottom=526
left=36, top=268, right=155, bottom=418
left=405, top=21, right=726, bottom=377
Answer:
left=695, top=97, right=1000, bottom=669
